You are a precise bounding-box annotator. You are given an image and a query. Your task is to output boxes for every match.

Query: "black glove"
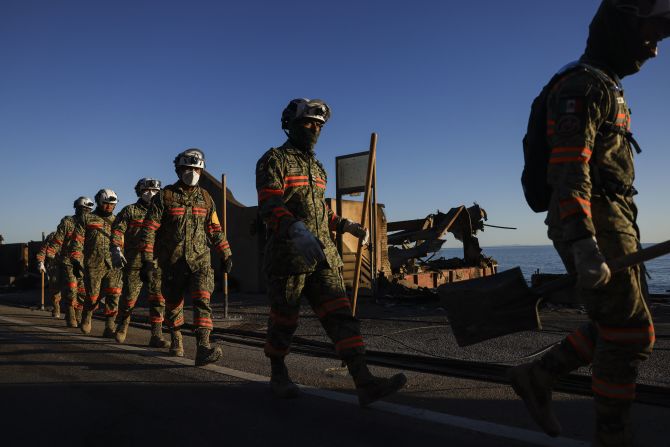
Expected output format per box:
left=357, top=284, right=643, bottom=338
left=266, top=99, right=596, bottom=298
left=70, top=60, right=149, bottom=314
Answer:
left=224, top=256, right=233, bottom=274
left=140, top=261, right=155, bottom=283
left=72, top=260, right=84, bottom=279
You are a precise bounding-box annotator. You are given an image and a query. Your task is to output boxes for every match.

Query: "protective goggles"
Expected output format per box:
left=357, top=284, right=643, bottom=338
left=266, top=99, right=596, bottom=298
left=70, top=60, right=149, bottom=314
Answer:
left=302, top=104, right=329, bottom=123
left=141, top=179, right=161, bottom=189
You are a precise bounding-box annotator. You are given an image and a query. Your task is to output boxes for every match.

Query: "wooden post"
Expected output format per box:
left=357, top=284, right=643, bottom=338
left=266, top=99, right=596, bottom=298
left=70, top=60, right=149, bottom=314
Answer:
left=222, top=173, right=229, bottom=319
left=40, top=231, right=45, bottom=311
left=351, top=133, right=377, bottom=317
left=40, top=270, right=45, bottom=311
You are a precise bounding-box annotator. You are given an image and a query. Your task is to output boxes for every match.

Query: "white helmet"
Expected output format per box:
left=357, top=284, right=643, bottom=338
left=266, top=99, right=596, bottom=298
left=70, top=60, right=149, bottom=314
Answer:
left=281, top=98, right=331, bottom=130
left=134, top=178, right=161, bottom=196
left=174, top=148, right=205, bottom=169
left=94, top=189, right=118, bottom=206
left=613, top=0, right=670, bottom=18
left=73, top=196, right=94, bottom=211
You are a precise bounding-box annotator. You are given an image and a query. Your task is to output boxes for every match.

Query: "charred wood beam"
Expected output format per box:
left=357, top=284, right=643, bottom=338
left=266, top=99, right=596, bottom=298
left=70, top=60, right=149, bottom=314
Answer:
left=387, top=207, right=464, bottom=245
left=388, top=239, right=445, bottom=271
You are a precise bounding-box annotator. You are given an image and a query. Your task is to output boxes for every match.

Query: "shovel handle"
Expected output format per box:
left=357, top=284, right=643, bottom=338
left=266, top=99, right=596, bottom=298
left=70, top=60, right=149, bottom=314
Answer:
left=535, top=239, right=670, bottom=296
left=607, top=240, right=670, bottom=272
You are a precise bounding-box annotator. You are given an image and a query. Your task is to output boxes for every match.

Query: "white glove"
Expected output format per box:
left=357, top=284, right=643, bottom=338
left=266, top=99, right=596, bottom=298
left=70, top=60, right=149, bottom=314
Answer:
left=110, top=245, right=127, bottom=269
left=572, top=236, right=611, bottom=289
left=288, top=221, right=326, bottom=265
left=38, top=261, right=46, bottom=274
left=342, top=218, right=370, bottom=246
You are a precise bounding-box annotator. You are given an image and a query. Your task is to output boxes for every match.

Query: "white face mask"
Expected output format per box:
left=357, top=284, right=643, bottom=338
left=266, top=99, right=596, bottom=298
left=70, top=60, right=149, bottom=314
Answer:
left=141, top=190, right=158, bottom=203
left=181, top=169, right=200, bottom=186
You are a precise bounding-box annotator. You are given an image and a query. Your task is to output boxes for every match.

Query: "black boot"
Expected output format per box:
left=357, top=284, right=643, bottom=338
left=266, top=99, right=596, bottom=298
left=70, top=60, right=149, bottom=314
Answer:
left=269, top=357, right=300, bottom=399
left=194, top=328, right=222, bottom=366
left=346, top=355, right=407, bottom=407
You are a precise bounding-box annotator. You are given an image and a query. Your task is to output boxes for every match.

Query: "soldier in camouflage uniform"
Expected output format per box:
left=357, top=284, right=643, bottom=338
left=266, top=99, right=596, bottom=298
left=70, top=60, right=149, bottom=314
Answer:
left=110, top=178, right=169, bottom=348
left=36, top=232, right=62, bottom=318
left=139, top=149, right=232, bottom=365
left=509, top=2, right=670, bottom=445
left=46, top=197, right=94, bottom=327
left=69, top=189, right=123, bottom=337
left=256, top=98, right=406, bottom=405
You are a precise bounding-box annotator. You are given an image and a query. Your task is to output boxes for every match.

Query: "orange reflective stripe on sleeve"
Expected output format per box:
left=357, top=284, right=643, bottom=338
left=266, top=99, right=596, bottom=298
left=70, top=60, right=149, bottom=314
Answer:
left=258, top=188, right=284, bottom=203
left=549, top=147, right=592, bottom=164
left=559, top=197, right=591, bottom=219
left=546, top=119, right=556, bottom=136
left=285, top=175, right=309, bottom=187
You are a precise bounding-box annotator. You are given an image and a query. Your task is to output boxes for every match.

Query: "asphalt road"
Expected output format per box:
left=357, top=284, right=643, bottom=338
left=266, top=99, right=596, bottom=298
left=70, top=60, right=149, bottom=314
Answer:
left=1, top=303, right=669, bottom=447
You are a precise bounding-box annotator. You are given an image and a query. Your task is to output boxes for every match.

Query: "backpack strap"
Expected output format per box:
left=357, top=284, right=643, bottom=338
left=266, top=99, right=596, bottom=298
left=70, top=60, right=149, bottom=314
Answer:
left=564, top=62, right=641, bottom=198
left=574, top=62, right=642, bottom=154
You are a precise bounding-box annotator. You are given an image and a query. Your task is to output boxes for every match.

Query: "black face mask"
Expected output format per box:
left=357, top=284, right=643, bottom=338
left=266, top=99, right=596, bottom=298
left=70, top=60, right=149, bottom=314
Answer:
left=96, top=207, right=113, bottom=217
left=75, top=208, right=91, bottom=218
left=584, top=2, right=655, bottom=78
left=288, top=123, right=319, bottom=153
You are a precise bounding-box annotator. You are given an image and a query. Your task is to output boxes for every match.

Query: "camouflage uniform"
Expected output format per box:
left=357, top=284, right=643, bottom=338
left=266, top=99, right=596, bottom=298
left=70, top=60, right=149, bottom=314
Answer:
left=69, top=210, right=122, bottom=328
left=256, top=141, right=365, bottom=361
left=140, top=182, right=231, bottom=331
left=48, top=215, right=87, bottom=316
left=36, top=232, right=62, bottom=313
left=111, top=200, right=166, bottom=324
left=541, top=63, right=653, bottom=444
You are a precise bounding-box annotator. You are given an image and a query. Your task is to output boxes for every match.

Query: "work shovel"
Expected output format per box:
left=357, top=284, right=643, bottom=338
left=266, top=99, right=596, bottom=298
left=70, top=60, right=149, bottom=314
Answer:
left=438, top=240, right=670, bottom=347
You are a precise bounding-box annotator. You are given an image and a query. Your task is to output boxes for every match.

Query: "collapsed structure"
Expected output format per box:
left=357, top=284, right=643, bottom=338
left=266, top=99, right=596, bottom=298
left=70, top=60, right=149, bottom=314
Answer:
left=0, top=171, right=498, bottom=300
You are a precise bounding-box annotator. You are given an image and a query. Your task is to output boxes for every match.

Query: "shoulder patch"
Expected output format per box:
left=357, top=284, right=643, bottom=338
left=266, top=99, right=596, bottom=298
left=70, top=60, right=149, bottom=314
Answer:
left=555, top=115, right=583, bottom=136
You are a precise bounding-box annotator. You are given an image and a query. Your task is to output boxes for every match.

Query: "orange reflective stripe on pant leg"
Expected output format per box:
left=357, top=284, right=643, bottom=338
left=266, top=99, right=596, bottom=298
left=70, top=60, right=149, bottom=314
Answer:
left=316, top=297, right=351, bottom=319
left=335, top=335, right=365, bottom=354
left=191, top=290, right=211, bottom=300
left=598, top=324, right=655, bottom=345
left=567, top=328, right=594, bottom=363
left=148, top=294, right=165, bottom=304
left=194, top=317, right=213, bottom=328
left=592, top=375, right=636, bottom=400
left=167, top=317, right=184, bottom=328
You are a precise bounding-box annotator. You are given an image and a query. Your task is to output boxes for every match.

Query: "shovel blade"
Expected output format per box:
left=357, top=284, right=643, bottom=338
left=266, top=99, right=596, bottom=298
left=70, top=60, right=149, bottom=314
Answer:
left=438, top=267, right=542, bottom=347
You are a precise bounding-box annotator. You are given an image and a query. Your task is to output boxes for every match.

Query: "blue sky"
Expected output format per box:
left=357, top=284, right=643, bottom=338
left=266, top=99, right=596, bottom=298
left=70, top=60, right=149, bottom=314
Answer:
left=2, top=0, right=669, bottom=247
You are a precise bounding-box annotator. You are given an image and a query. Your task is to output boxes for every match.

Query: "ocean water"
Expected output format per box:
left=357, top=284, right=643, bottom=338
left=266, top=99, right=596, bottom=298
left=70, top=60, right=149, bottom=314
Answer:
left=437, top=244, right=670, bottom=294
